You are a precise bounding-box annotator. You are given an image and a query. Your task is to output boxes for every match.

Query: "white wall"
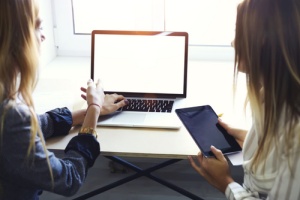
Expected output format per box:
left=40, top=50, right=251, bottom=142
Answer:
left=53, top=0, right=91, bottom=56
left=39, top=0, right=57, bottom=67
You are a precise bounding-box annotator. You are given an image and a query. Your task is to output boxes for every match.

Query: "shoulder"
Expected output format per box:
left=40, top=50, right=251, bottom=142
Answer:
left=0, top=101, right=34, bottom=153
left=0, top=100, right=32, bottom=128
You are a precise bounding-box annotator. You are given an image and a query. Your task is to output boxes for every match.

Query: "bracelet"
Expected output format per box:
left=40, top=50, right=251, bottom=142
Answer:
left=79, top=127, right=98, bottom=138
left=85, top=103, right=101, bottom=116
left=87, top=103, right=101, bottom=111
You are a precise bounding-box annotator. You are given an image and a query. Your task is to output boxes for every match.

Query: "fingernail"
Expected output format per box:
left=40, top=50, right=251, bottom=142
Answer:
left=211, top=145, right=215, bottom=149
left=124, top=99, right=129, bottom=105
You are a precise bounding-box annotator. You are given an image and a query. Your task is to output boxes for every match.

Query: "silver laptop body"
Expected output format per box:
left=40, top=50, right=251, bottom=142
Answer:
left=91, top=30, right=189, bottom=129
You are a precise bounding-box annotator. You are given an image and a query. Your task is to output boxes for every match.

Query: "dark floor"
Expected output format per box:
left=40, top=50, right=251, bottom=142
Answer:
left=40, top=150, right=244, bottom=200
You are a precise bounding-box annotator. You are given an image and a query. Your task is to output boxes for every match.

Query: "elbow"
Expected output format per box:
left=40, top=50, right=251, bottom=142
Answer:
left=58, top=182, right=83, bottom=197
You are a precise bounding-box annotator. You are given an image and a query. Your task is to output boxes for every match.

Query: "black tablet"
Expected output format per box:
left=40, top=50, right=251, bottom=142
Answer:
left=175, top=105, right=241, bottom=157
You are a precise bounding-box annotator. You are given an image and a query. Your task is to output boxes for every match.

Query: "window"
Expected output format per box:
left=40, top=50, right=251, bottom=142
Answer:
left=53, top=0, right=240, bottom=59
left=164, top=0, right=239, bottom=46
left=72, top=0, right=164, bottom=34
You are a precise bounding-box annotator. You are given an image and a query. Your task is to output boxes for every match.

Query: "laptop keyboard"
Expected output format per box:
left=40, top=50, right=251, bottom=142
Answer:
left=118, top=98, right=174, bottom=112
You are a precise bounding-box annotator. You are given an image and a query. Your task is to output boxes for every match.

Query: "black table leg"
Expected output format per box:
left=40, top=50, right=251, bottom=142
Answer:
left=73, top=156, right=204, bottom=200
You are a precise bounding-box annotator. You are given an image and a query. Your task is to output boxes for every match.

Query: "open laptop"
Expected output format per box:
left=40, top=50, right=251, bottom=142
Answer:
left=91, top=30, right=188, bottom=129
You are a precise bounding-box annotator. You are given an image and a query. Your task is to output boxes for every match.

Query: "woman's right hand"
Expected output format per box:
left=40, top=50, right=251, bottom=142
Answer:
left=218, top=118, right=247, bottom=149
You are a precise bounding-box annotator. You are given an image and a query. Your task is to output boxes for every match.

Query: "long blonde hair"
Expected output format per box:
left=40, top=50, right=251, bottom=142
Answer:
left=0, top=0, right=53, bottom=188
left=234, top=0, right=300, bottom=171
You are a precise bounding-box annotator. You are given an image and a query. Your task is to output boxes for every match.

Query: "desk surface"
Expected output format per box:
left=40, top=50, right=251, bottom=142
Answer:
left=36, top=56, right=249, bottom=159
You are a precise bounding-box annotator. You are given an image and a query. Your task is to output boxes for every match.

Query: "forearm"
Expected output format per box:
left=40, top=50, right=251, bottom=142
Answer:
left=71, top=109, right=86, bottom=126
left=71, top=107, right=101, bottom=127
left=81, top=105, right=100, bottom=130
left=38, top=107, right=73, bottom=139
left=2, top=106, right=94, bottom=197
left=65, top=105, right=101, bottom=168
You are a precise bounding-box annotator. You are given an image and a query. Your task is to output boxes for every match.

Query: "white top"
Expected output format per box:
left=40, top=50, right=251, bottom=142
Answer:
left=225, top=121, right=300, bottom=199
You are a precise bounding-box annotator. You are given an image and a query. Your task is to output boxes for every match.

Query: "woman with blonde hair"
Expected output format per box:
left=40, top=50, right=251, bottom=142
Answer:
left=189, top=0, right=300, bottom=199
left=0, top=0, right=127, bottom=199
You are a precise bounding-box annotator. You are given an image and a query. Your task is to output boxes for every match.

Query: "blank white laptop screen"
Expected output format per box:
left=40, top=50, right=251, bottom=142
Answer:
left=91, top=30, right=188, bottom=129
left=91, top=30, right=188, bottom=98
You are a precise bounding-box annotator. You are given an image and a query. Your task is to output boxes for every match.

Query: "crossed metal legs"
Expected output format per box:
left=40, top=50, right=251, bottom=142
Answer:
left=73, top=156, right=204, bottom=200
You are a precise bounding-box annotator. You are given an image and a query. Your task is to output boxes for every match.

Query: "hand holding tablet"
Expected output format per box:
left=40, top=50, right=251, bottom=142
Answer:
left=175, top=105, right=241, bottom=157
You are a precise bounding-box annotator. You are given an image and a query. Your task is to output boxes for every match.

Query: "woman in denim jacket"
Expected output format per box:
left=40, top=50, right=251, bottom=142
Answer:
left=0, top=0, right=128, bottom=199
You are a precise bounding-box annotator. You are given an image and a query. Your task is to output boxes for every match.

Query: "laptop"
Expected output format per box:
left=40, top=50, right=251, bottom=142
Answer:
left=91, top=30, right=188, bottom=129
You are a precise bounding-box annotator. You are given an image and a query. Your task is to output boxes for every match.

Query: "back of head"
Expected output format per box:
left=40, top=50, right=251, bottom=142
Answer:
left=234, top=0, right=300, bottom=169
left=0, top=0, right=39, bottom=104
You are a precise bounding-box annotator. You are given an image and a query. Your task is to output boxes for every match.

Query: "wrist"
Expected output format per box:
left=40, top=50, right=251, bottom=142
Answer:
left=86, top=103, right=101, bottom=116
left=79, top=127, right=98, bottom=138
left=219, top=177, right=234, bottom=194
left=87, top=103, right=101, bottom=110
left=82, top=104, right=100, bottom=133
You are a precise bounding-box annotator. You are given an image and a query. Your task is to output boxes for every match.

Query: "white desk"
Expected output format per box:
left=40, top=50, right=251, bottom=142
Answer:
left=38, top=56, right=248, bottom=158
left=36, top=56, right=248, bottom=199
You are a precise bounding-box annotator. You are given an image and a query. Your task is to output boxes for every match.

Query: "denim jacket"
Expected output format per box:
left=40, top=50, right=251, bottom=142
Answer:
left=0, top=101, right=100, bottom=200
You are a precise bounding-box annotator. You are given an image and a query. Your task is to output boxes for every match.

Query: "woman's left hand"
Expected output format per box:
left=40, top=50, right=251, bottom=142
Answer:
left=99, top=93, right=128, bottom=115
left=80, top=83, right=129, bottom=116
left=188, top=146, right=234, bottom=193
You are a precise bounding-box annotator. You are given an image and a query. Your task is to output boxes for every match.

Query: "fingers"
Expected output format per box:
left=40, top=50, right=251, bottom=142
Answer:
left=114, top=95, right=129, bottom=107
left=87, top=79, right=96, bottom=88
left=188, top=155, right=205, bottom=177
left=95, top=79, right=104, bottom=92
left=196, top=151, right=204, bottom=163
left=210, top=146, right=225, bottom=161
left=188, top=155, right=198, bottom=169
left=115, top=100, right=128, bottom=107
left=218, top=118, right=228, bottom=128
left=95, top=79, right=101, bottom=89
left=218, top=118, right=232, bottom=133
left=86, top=79, right=104, bottom=95
left=80, top=87, right=87, bottom=93
left=81, top=94, right=87, bottom=100
left=110, top=94, right=129, bottom=107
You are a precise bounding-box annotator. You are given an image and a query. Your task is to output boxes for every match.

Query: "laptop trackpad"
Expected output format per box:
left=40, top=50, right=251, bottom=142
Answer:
left=112, top=112, right=146, bottom=124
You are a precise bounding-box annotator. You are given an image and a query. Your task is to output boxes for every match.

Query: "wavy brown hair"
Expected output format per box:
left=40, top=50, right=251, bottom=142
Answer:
left=234, top=0, right=300, bottom=171
left=0, top=0, right=54, bottom=189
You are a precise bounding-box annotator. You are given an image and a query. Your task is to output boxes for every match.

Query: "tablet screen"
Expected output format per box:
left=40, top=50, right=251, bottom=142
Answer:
left=175, top=105, right=241, bottom=157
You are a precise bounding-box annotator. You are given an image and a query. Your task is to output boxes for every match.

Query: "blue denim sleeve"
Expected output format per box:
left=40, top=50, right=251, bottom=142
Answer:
left=1, top=104, right=99, bottom=198
left=65, top=134, right=100, bottom=168
left=38, top=107, right=73, bottom=139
